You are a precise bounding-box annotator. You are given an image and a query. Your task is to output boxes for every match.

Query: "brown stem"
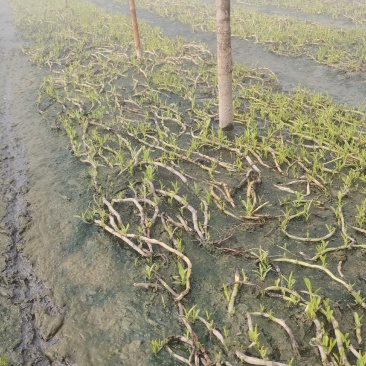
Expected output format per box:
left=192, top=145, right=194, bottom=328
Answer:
left=236, top=350, right=291, bottom=365
left=156, top=189, right=205, bottom=240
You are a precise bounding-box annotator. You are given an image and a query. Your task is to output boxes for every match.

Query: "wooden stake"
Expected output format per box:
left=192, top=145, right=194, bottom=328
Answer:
left=129, top=0, right=142, bottom=58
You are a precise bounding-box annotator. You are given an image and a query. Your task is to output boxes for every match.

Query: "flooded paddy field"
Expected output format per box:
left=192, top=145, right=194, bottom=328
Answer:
left=1, top=0, right=366, bottom=365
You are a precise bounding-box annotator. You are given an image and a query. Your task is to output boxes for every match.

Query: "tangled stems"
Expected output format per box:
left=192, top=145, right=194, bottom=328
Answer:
left=11, top=0, right=366, bottom=364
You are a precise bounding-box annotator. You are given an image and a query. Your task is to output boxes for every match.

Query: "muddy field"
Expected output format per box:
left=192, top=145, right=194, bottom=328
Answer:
left=1, top=0, right=366, bottom=365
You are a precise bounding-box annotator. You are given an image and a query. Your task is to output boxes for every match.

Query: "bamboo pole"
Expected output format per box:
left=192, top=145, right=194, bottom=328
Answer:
left=129, top=0, right=142, bottom=58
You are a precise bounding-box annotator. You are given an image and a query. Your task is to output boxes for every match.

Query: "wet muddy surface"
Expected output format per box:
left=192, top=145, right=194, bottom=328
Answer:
left=1, top=0, right=366, bottom=365
left=0, top=2, right=55, bottom=363
left=0, top=1, right=178, bottom=365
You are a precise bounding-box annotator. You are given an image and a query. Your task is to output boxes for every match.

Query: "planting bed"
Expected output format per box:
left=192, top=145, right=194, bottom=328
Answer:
left=1, top=0, right=366, bottom=365
left=233, top=0, right=366, bottom=25
left=117, top=0, right=366, bottom=72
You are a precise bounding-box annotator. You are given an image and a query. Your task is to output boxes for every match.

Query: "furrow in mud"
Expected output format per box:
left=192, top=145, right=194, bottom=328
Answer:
left=0, top=2, right=68, bottom=364
left=88, top=0, right=366, bottom=107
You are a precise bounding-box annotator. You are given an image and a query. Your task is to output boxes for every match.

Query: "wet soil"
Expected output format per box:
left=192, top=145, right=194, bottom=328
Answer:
left=93, top=0, right=366, bottom=107
left=1, top=1, right=179, bottom=365
left=2, top=0, right=366, bottom=364
left=0, top=2, right=58, bottom=363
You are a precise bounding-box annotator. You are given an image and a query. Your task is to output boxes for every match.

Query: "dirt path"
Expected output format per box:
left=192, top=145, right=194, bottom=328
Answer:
left=0, top=3, right=23, bottom=362
left=0, top=1, right=72, bottom=364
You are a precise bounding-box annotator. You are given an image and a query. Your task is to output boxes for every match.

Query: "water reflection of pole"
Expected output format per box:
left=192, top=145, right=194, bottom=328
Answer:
left=129, top=0, right=142, bottom=58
